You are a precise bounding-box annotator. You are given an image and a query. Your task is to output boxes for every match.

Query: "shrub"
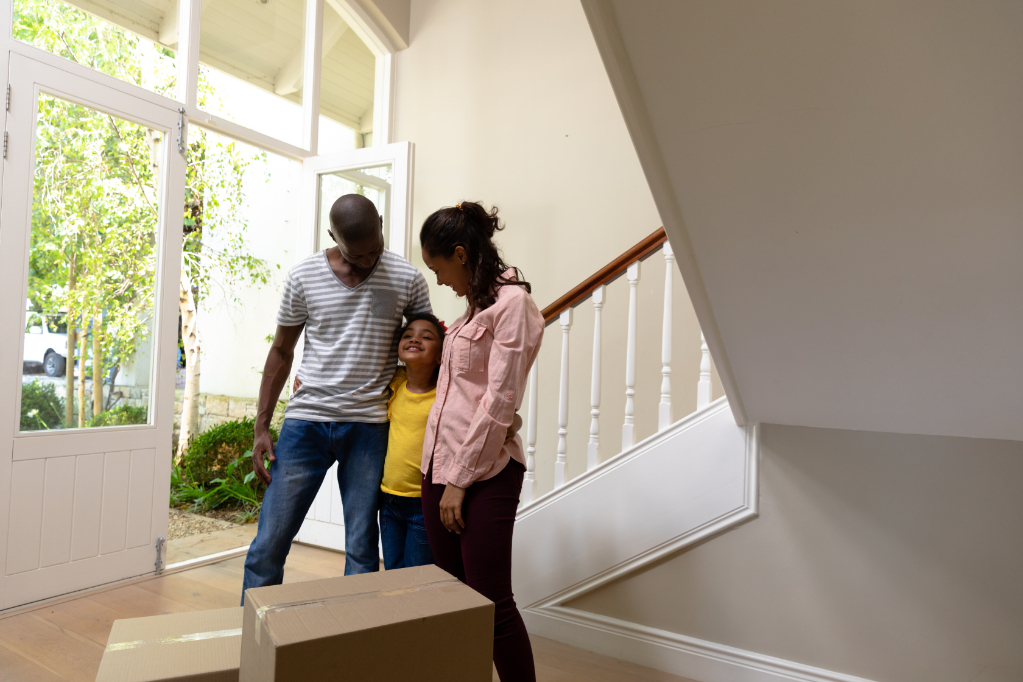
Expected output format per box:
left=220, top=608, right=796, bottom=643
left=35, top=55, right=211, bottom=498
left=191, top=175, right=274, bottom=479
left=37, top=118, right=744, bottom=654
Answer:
left=89, top=405, right=148, bottom=427
left=21, top=380, right=65, bottom=431
left=171, top=450, right=264, bottom=521
left=180, top=417, right=277, bottom=488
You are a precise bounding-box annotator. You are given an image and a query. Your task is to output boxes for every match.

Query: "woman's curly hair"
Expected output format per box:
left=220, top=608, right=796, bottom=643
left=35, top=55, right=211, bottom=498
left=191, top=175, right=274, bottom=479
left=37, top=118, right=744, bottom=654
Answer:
left=419, top=201, right=531, bottom=314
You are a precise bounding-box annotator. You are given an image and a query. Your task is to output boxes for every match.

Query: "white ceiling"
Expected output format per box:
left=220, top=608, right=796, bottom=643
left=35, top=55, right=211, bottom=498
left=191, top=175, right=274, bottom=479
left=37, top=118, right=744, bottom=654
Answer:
left=600, top=0, right=1023, bottom=441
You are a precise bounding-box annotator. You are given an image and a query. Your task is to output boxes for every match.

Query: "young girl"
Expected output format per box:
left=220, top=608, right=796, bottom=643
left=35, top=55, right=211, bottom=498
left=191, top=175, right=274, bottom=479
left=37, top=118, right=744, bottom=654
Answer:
left=379, top=312, right=445, bottom=569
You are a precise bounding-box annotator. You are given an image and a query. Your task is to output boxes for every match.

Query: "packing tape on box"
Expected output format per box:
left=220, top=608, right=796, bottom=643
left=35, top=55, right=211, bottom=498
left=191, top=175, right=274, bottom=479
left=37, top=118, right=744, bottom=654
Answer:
left=105, top=627, right=244, bottom=652
left=253, top=577, right=461, bottom=646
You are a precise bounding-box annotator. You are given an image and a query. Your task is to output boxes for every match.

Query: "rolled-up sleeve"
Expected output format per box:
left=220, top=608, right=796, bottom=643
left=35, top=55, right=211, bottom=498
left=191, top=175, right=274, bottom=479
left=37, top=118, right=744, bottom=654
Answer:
left=447, top=296, right=540, bottom=488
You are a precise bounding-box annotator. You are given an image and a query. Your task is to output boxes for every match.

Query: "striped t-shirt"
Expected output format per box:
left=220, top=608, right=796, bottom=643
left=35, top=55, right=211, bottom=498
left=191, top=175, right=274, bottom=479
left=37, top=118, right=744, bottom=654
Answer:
left=278, top=249, right=432, bottom=423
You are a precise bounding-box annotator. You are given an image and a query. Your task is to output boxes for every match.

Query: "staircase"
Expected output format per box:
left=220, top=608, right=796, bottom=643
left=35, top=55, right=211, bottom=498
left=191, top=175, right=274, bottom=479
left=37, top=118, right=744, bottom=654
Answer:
left=512, top=229, right=759, bottom=650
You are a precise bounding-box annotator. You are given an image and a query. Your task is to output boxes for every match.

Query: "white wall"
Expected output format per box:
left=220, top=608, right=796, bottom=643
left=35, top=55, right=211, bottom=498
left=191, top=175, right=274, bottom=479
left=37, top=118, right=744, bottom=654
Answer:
left=567, top=424, right=1023, bottom=682
left=394, top=0, right=662, bottom=326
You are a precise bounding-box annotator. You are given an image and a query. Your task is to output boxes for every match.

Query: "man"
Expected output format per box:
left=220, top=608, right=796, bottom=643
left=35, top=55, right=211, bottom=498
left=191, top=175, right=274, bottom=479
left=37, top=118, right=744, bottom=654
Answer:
left=242, top=194, right=431, bottom=599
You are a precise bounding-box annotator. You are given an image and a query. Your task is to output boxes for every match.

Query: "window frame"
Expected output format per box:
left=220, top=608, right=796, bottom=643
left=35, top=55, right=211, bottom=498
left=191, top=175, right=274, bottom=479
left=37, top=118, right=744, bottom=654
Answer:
left=0, top=0, right=398, bottom=161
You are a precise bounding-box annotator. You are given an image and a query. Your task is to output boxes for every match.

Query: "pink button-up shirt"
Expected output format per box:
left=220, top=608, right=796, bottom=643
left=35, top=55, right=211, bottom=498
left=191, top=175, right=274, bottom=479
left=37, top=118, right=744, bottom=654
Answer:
left=422, top=276, right=545, bottom=488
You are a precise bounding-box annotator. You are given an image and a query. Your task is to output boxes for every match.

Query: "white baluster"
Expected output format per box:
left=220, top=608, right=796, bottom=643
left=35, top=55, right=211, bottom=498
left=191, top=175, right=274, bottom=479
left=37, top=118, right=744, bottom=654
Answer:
left=587, top=286, right=605, bottom=470
left=659, top=244, right=674, bottom=431
left=522, top=360, right=538, bottom=505
left=555, top=309, right=572, bottom=488
left=697, top=332, right=712, bottom=410
left=622, top=262, right=640, bottom=450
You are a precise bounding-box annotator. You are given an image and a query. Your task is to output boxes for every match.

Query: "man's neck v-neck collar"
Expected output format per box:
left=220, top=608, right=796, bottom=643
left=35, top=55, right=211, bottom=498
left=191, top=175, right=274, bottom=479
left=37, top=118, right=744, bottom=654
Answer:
left=322, top=249, right=381, bottom=291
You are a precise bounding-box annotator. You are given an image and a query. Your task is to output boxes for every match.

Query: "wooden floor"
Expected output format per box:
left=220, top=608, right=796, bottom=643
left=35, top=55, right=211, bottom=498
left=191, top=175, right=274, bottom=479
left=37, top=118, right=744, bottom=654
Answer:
left=0, top=542, right=695, bottom=682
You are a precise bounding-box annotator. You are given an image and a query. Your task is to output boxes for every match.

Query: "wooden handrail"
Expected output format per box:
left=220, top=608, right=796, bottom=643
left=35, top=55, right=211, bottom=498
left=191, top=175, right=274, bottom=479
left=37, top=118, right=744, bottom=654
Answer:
left=542, top=227, right=667, bottom=324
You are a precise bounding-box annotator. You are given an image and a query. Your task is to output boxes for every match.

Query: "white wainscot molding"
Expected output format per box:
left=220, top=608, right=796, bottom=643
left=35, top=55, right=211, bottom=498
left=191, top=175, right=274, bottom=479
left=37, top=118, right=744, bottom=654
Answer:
left=513, top=398, right=758, bottom=610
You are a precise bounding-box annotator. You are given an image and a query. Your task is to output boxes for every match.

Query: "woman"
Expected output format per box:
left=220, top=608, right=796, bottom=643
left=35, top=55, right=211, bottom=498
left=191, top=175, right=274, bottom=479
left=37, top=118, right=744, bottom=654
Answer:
left=419, top=201, right=544, bottom=681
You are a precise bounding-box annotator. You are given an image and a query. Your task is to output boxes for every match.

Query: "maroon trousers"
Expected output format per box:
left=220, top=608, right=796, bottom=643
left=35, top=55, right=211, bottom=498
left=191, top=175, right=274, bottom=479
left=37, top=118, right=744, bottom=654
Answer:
left=422, top=459, right=536, bottom=682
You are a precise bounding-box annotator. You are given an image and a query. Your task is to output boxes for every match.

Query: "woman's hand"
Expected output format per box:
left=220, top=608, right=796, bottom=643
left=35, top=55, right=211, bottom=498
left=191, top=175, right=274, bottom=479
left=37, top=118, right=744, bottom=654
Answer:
left=439, top=484, right=467, bottom=534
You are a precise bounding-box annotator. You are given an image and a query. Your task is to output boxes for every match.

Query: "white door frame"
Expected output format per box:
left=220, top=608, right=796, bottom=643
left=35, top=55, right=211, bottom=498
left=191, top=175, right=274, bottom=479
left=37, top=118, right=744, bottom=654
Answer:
left=299, top=141, right=414, bottom=260
left=294, top=140, right=415, bottom=553
left=0, top=53, right=185, bottom=610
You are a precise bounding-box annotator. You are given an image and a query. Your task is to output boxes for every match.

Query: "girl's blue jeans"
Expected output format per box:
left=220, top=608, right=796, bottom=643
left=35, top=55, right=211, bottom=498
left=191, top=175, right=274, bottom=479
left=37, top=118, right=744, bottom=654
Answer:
left=241, top=419, right=389, bottom=603
left=380, top=492, right=434, bottom=570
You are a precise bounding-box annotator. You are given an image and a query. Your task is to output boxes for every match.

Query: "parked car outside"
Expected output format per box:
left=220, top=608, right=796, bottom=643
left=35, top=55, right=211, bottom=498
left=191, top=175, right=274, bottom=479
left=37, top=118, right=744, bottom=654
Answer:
left=24, top=313, right=72, bottom=377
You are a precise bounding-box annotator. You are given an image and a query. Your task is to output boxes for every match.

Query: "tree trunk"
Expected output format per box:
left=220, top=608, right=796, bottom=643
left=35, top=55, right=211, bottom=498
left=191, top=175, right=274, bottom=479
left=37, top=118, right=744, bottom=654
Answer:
left=65, top=262, right=77, bottom=427
left=92, top=315, right=103, bottom=418
left=177, top=269, right=201, bottom=460
left=78, top=332, right=87, bottom=427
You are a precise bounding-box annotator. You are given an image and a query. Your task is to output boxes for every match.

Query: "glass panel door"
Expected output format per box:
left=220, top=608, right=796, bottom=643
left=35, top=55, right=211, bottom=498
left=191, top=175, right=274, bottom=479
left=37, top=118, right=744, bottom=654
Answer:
left=20, top=91, right=161, bottom=433
left=300, top=142, right=413, bottom=260
left=294, top=141, right=413, bottom=554
left=0, top=53, right=185, bottom=610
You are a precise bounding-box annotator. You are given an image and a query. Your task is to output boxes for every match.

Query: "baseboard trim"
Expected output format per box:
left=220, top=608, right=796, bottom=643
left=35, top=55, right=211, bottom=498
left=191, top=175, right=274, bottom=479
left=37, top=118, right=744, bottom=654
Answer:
left=524, top=606, right=879, bottom=682
left=0, top=545, right=250, bottom=620
left=165, top=543, right=250, bottom=571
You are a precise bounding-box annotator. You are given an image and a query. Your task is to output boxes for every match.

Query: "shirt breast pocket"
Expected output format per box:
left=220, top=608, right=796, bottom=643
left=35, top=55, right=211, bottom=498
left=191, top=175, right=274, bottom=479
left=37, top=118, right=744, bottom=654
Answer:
left=456, top=323, right=488, bottom=374
left=371, top=289, right=399, bottom=319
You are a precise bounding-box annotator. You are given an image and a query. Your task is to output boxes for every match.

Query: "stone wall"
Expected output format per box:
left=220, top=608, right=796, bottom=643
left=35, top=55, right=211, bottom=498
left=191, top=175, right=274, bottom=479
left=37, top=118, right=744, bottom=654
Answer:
left=107, top=384, right=149, bottom=409
left=173, top=391, right=287, bottom=449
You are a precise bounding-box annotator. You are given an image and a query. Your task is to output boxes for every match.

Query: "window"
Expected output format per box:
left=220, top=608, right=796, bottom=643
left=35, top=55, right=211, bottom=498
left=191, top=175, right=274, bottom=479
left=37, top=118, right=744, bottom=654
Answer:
left=13, top=0, right=178, bottom=98
left=317, top=2, right=376, bottom=151
left=197, top=0, right=306, bottom=146
left=316, top=163, right=392, bottom=252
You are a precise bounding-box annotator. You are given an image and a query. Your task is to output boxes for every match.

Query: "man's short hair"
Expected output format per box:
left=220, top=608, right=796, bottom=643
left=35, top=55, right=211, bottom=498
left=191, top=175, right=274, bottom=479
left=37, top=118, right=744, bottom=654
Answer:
left=329, top=194, right=381, bottom=243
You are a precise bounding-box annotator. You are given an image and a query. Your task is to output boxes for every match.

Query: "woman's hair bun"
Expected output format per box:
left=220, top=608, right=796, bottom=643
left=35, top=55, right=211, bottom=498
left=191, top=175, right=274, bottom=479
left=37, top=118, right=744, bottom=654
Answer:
left=420, top=200, right=530, bottom=312
left=458, top=201, right=502, bottom=239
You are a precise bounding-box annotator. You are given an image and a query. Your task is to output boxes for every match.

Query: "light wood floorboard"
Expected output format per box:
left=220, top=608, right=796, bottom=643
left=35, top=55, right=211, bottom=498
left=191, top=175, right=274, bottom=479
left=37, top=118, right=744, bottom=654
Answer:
left=0, top=544, right=696, bottom=682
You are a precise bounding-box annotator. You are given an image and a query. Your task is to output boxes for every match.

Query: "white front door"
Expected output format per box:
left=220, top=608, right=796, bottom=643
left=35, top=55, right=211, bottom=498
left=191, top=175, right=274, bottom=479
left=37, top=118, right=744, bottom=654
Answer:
left=0, top=54, right=185, bottom=609
left=293, top=142, right=414, bottom=552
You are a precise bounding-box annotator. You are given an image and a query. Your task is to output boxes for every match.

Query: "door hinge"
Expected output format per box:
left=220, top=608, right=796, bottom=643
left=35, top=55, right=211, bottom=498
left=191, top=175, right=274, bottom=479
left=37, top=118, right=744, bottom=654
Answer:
left=176, top=107, right=185, bottom=155
left=3, top=132, right=7, bottom=160
left=5, top=84, right=10, bottom=112
left=155, top=536, right=166, bottom=574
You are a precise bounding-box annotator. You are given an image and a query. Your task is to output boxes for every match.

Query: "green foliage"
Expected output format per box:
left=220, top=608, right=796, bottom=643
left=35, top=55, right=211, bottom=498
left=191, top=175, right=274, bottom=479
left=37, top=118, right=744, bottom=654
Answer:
left=169, top=463, right=207, bottom=509
left=89, top=404, right=147, bottom=427
left=180, top=417, right=277, bottom=487
left=201, top=451, right=262, bottom=509
left=171, top=449, right=265, bottom=521
left=20, top=381, right=65, bottom=431
left=13, top=0, right=176, bottom=97
left=182, top=115, right=272, bottom=309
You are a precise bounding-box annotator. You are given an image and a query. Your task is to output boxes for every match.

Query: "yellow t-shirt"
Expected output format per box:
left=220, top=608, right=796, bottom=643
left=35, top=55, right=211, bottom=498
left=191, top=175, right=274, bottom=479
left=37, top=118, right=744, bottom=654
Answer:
left=381, top=368, right=436, bottom=497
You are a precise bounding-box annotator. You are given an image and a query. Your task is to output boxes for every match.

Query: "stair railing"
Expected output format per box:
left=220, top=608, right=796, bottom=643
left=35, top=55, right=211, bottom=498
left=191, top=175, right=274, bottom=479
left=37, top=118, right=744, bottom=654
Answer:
left=520, top=228, right=713, bottom=506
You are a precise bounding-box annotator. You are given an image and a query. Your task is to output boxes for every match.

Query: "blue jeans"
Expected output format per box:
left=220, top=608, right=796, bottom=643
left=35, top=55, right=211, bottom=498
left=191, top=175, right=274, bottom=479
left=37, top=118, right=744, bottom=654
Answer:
left=242, top=419, right=389, bottom=602
left=380, top=492, right=434, bottom=570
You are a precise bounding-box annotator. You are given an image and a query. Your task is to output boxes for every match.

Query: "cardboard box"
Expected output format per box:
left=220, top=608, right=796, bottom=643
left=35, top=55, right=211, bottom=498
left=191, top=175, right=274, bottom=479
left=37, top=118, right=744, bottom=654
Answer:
left=240, top=565, right=494, bottom=682
left=97, top=606, right=243, bottom=682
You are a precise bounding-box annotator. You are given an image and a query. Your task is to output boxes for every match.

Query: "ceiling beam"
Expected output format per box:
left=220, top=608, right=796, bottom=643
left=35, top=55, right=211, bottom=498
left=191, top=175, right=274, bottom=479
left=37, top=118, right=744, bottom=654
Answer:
left=275, top=5, right=348, bottom=96
left=159, top=0, right=216, bottom=48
